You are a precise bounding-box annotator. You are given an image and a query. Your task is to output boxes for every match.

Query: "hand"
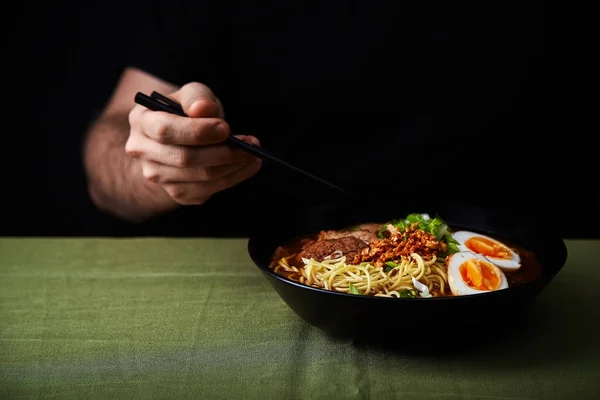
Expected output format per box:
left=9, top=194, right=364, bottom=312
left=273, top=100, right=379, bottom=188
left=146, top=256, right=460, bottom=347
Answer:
left=125, top=82, right=262, bottom=206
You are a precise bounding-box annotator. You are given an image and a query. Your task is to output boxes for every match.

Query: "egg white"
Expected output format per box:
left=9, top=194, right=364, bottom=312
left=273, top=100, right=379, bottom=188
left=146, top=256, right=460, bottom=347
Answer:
left=451, top=230, right=521, bottom=272
left=447, top=251, right=509, bottom=296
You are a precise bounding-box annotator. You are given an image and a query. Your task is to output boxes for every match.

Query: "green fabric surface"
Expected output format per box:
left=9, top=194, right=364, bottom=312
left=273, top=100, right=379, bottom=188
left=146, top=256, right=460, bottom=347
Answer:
left=1, top=238, right=599, bottom=400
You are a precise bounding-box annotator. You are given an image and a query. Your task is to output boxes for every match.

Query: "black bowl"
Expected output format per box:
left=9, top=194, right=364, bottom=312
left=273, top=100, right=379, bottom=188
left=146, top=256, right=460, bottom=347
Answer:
left=248, top=202, right=568, bottom=341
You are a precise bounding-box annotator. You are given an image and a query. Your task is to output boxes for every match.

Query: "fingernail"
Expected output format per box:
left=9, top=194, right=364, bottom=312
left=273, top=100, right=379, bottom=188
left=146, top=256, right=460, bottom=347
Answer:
left=250, top=137, right=260, bottom=146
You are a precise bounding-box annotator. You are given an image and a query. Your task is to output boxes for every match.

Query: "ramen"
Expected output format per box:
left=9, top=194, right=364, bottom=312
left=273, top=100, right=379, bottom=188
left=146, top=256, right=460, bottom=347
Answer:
left=269, top=213, right=542, bottom=298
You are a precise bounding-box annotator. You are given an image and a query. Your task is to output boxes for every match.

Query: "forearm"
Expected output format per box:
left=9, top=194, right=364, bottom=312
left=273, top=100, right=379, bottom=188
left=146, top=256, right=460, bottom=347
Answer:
left=83, top=112, right=178, bottom=222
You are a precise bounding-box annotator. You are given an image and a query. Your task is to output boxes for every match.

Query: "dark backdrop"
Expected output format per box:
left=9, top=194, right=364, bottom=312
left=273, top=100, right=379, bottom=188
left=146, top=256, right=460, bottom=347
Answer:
left=5, top=2, right=598, bottom=238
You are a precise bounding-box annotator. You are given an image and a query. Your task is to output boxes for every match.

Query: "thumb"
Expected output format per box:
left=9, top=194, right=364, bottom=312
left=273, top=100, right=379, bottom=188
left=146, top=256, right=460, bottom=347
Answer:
left=170, top=82, right=224, bottom=118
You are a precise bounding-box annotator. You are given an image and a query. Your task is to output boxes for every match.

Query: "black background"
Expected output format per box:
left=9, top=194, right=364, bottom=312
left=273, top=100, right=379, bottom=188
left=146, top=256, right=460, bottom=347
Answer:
left=5, top=2, right=598, bottom=238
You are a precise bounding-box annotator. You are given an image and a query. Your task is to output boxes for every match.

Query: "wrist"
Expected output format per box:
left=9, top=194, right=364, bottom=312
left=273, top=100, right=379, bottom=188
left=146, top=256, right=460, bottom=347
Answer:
left=85, top=136, right=181, bottom=223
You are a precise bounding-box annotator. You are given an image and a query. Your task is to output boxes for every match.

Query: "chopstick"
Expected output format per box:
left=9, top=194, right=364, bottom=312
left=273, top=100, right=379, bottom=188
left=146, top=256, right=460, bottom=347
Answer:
left=134, top=91, right=348, bottom=195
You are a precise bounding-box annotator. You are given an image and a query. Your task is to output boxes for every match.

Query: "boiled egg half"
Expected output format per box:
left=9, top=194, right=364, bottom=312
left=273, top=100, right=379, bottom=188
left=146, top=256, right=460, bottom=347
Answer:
left=447, top=251, right=509, bottom=296
left=452, top=230, right=521, bottom=272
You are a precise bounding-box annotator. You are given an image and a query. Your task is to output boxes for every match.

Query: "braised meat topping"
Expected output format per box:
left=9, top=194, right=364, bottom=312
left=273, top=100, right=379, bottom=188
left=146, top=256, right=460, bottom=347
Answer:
left=296, top=236, right=368, bottom=264
left=351, top=222, right=446, bottom=266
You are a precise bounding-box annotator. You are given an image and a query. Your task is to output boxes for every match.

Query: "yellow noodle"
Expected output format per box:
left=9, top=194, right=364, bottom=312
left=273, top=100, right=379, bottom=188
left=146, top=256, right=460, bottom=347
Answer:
left=427, top=274, right=446, bottom=295
left=433, top=264, right=448, bottom=282
left=346, top=270, right=364, bottom=281
left=305, top=261, right=313, bottom=285
left=283, top=252, right=448, bottom=297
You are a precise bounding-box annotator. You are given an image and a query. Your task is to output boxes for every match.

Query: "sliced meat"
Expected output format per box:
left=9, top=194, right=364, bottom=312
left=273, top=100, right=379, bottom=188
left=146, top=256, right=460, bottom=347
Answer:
left=318, top=225, right=381, bottom=244
left=356, top=223, right=382, bottom=234
left=272, top=238, right=315, bottom=260
left=317, top=229, right=379, bottom=244
left=349, top=230, right=379, bottom=243
left=296, top=236, right=368, bottom=264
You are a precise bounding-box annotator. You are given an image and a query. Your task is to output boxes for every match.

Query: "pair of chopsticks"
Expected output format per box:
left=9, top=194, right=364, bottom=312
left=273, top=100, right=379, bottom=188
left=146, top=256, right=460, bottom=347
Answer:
left=134, top=91, right=348, bottom=195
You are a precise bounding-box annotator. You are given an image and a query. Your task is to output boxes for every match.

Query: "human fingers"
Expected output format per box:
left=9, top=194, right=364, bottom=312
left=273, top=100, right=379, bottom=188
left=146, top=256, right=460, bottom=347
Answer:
left=138, top=159, right=256, bottom=184
left=170, top=81, right=223, bottom=118
left=126, top=133, right=257, bottom=167
left=160, top=159, right=263, bottom=205
left=132, top=105, right=230, bottom=145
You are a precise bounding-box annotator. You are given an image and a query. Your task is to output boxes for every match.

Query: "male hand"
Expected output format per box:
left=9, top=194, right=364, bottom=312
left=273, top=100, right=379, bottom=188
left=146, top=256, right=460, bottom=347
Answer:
left=125, top=82, right=262, bottom=205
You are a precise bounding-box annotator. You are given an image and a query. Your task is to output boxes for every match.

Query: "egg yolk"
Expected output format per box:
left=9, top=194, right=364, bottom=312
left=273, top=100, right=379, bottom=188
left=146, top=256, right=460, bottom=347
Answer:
left=459, top=259, right=501, bottom=291
left=465, top=236, right=511, bottom=260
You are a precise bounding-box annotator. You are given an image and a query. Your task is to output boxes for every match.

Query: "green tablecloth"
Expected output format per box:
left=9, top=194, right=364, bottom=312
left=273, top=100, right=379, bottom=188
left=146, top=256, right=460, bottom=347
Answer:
left=1, top=238, right=599, bottom=399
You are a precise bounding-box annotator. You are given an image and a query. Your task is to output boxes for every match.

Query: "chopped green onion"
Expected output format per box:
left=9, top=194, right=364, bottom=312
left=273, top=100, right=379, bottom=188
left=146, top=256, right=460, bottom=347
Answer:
left=377, top=212, right=460, bottom=255
left=349, top=283, right=361, bottom=295
left=399, top=289, right=418, bottom=298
